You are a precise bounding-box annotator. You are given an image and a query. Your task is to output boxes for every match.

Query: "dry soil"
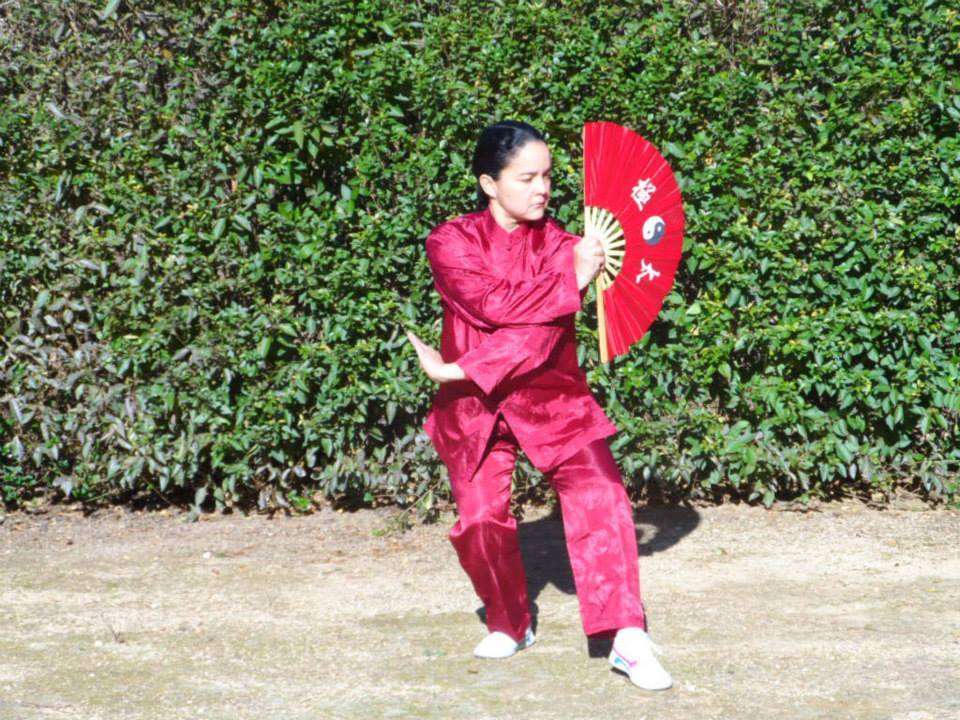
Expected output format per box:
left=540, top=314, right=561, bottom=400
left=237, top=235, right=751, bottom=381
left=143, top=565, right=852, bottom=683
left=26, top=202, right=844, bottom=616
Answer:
left=1, top=496, right=958, bottom=720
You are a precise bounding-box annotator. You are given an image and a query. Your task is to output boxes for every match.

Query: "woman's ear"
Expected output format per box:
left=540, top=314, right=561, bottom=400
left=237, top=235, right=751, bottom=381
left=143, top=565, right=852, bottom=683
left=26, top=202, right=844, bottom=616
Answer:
left=478, top=173, right=497, bottom=201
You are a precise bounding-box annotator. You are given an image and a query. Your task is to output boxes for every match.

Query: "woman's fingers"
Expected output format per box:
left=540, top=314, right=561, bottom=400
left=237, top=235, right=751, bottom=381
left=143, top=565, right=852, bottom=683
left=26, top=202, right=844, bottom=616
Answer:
left=405, top=330, right=449, bottom=384
left=406, top=330, right=425, bottom=353
left=407, top=332, right=435, bottom=381
left=406, top=331, right=428, bottom=366
left=406, top=330, right=442, bottom=369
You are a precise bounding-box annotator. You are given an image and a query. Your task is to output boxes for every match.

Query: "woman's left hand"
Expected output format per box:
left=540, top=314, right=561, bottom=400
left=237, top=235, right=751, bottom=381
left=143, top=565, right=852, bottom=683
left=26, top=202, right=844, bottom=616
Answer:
left=405, top=330, right=464, bottom=384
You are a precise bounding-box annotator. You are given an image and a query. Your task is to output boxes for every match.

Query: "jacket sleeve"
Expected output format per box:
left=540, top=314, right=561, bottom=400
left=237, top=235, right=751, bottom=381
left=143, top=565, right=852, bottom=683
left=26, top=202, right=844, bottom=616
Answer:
left=455, top=321, right=567, bottom=396
left=425, top=223, right=581, bottom=330
left=453, top=222, right=587, bottom=396
left=543, top=218, right=590, bottom=304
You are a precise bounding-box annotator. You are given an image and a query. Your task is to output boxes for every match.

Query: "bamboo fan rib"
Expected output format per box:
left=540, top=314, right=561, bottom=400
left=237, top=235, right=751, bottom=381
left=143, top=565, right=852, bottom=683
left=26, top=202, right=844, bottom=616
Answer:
left=584, top=205, right=624, bottom=291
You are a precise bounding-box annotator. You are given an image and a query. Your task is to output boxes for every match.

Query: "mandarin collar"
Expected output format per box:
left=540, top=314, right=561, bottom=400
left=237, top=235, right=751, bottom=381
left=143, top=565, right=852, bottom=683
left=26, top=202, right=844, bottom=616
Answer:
left=481, top=205, right=546, bottom=241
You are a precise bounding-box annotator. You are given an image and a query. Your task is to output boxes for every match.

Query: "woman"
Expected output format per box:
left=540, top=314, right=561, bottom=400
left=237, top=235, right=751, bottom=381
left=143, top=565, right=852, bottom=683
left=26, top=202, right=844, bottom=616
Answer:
left=405, top=120, right=672, bottom=691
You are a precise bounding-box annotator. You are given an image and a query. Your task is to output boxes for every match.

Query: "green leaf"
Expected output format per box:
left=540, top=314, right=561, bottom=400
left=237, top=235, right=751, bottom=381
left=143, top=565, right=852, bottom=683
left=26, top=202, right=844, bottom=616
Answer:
left=762, top=489, right=775, bottom=508
left=100, top=0, right=121, bottom=20
left=33, top=290, right=51, bottom=312
left=664, top=141, right=686, bottom=160
left=258, top=336, right=272, bottom=358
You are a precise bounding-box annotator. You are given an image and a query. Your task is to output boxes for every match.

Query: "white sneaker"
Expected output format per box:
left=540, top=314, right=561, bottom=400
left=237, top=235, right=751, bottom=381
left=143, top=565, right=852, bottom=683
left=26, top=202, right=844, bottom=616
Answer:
left=608, top=627, right=673, bottom=690
left=473, top=626, right=536, bottom=659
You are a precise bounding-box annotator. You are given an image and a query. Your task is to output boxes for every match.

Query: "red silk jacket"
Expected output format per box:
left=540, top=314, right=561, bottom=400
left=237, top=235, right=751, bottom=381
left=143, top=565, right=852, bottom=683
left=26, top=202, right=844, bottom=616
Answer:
left=422, top=205, right=618, bottom=485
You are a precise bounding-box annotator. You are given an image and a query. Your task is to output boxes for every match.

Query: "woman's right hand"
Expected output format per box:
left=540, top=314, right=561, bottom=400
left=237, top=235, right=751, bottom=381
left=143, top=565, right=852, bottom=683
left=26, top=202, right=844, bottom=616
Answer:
left=573, top=231, right=606, bottom=290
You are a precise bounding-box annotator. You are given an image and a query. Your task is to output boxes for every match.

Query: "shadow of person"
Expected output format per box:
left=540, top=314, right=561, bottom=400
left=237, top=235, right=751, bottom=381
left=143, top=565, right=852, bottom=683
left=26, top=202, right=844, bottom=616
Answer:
left=474, top=503, right=700, bottom=656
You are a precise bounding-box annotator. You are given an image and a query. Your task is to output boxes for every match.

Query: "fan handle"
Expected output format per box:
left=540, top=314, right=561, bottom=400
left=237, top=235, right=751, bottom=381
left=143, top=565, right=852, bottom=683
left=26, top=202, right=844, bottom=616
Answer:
left=596, top=276, right=609, bottom=363
left=584, top=204, right=618, bottom=365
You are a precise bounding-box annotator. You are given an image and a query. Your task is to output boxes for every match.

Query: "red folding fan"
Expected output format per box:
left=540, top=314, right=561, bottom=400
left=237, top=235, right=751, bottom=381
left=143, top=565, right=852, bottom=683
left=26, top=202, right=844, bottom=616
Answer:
left=582, top=121, right=686, bottom=363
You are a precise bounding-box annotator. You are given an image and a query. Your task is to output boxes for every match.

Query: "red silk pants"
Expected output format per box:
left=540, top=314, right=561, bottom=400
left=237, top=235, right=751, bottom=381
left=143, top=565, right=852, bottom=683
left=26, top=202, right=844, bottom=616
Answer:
left=448, top=412, right=647, bottom=643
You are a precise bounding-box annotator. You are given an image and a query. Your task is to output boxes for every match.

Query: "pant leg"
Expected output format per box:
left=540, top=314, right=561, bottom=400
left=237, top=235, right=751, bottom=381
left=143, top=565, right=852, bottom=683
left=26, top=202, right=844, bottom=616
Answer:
left=447, top=414, right=531, bottom=643
left=545, top=437, right=647, bottom=637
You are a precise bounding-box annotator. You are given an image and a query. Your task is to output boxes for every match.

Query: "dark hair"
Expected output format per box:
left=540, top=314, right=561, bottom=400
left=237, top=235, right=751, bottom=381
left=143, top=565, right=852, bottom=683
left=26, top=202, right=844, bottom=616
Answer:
left=471, top=120, right=546, bottom=211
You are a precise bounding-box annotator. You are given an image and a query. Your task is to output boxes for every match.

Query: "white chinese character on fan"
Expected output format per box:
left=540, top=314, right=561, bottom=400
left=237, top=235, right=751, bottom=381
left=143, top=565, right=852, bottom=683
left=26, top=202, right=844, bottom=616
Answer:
left=635, top=259, right=660, bottom=284
left=631, top=178, right=656, bottom=211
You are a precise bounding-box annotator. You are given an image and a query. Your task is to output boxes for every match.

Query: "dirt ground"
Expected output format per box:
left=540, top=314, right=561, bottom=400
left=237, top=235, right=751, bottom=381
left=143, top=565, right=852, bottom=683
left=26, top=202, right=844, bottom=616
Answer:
left=1, top=494, right=958, bottom=720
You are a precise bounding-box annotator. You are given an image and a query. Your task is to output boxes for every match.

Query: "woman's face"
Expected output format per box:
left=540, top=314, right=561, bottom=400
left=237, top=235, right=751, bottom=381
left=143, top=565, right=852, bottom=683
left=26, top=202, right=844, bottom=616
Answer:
left=481, top=140, right=552, bottom=223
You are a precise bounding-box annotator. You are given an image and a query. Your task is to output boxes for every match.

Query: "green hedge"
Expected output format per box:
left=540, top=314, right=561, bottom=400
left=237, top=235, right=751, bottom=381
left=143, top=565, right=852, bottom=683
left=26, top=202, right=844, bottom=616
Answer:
left=2, top=0, right=958, bottom=516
